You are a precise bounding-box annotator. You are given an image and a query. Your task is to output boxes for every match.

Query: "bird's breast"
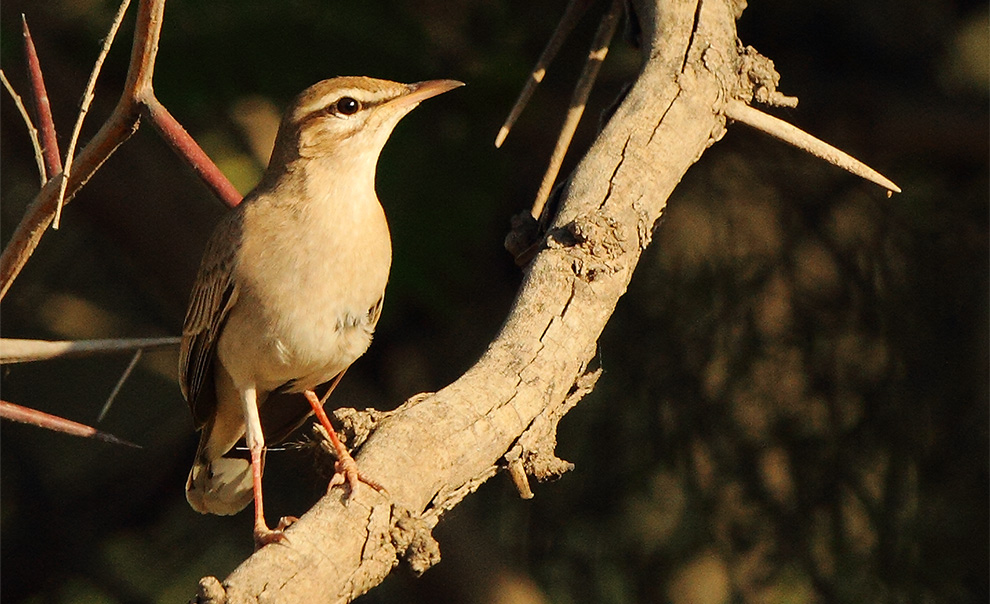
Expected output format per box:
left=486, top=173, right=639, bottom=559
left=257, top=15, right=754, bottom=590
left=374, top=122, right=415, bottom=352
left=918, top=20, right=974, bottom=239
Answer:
left=219, top=192, right=391, bottom=392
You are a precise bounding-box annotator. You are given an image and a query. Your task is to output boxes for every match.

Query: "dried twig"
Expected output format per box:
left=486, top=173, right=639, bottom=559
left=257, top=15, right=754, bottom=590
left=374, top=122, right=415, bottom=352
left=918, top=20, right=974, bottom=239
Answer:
left=0, top=400, right=140, bottom=447
left=98, top=349, right=143, bottom=422
left=494, top=0, right=595, bottom=148
left=53, top=0, right=133, bottom=229
left=1, top=70, right=46, bottom=185
left=0, top=336, right=180, bottom=364
left=724, top=99, right=901, bottom=194
left=531, top=0, right=623, bottom=221
left=22, top=15, right=62, bottom=179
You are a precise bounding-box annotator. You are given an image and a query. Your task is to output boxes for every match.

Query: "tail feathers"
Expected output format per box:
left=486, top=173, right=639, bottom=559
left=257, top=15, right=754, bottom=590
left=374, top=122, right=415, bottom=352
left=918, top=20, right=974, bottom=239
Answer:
left=186, top=456, right=253, bottom=515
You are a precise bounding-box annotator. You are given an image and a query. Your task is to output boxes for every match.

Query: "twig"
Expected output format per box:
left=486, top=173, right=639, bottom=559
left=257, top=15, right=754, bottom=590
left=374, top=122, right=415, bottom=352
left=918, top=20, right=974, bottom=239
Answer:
left=22, top=15, right=62, bottom=179
left=531, top=0, right=623, bottom=221
left=0, top=400, right=140, bottom=448
left=1, top=69, right=47, bottom=185
left=494, top=0, right=595, bottom=148
left=724, top=99, right=901, bottom=194
left=0, top=336, right=180, bottom=364
left=53, top=0, right=133, bottom=229
left=98, top=348, right=142, bottom=421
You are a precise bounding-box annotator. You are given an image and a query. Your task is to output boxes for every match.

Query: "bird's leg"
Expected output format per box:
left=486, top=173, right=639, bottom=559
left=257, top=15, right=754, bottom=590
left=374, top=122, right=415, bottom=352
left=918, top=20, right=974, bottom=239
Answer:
left=242, top=385, right=286, bottom=549
left=304, top=384, right=385, bottom=497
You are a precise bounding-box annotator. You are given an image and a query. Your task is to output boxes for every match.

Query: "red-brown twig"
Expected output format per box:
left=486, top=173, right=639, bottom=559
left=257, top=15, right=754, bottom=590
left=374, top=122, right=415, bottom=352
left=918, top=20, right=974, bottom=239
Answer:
left=22, top=15, right=61, bottom=180
left=145, top=97, right=243, bottom=208
left=0, top=399, right=140, bottom=447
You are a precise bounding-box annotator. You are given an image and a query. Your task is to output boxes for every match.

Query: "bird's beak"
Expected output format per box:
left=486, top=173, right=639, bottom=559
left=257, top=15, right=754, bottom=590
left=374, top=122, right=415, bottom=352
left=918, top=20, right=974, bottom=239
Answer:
left=387, top=79, right=464, bottom=109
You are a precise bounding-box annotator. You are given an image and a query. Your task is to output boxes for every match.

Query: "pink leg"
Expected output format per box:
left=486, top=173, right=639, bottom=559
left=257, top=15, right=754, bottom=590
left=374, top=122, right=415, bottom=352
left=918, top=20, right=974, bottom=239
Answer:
left=304, top=383, right=384, bottom=497
left=241, top=385, right=289, bottom=549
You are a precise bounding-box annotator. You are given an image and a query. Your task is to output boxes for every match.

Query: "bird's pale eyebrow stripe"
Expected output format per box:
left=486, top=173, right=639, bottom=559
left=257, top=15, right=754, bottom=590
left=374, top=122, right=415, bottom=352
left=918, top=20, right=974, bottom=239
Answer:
left=297, top=91, right=399, bottom=125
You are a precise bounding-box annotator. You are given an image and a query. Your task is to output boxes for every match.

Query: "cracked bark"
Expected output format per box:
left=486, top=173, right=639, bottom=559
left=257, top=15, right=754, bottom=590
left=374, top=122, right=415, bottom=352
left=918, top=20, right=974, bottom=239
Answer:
left=196, top=0, right=739, bottom=601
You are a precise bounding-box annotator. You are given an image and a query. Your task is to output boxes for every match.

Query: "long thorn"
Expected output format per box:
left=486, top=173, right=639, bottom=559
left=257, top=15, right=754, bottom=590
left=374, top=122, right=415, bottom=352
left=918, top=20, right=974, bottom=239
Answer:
left=495, top=0, right=595, bottom=148
left=54, top=0, right=132, bottom=229
left=724, top=99, right=901, bottom=194
left=1, top=400, right=141, bottom=448
left=22, top=15, right=62, bottom=179
left=531, top=0, right=624, bottom=221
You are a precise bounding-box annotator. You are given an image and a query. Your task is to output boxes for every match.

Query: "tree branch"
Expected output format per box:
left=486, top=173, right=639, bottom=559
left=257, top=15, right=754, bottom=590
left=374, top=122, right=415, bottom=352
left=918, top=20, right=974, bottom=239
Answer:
left=198, top=0, right=737, bottom=601
left=0, top=0, right=163, bottom=299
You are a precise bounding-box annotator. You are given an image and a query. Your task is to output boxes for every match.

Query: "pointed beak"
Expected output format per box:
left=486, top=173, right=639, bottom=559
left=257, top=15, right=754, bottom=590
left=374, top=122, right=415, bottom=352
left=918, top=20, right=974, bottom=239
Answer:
left=386, top=79, right=464, bottom=110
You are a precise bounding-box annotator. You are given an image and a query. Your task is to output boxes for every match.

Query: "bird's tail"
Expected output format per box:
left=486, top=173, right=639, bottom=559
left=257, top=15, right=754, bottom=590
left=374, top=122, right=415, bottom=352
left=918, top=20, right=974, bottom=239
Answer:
left=185, top=431, right=254, bottom=516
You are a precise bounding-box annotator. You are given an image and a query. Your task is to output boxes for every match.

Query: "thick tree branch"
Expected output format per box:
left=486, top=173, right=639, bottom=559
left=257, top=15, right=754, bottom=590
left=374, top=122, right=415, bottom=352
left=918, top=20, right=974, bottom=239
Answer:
left=199, top=0, right=736, bottom=602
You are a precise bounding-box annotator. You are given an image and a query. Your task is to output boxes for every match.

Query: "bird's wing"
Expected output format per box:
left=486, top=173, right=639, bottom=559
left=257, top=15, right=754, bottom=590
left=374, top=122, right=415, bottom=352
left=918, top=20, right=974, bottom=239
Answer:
left=179, top=212, right=241, bottom=428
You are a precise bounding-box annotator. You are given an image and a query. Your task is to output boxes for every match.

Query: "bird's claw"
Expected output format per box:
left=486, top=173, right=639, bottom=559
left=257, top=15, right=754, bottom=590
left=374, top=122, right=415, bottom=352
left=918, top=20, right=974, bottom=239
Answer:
left=328, top=454, right=386, bottom=499
left=253, top=516, right=298, bottom=549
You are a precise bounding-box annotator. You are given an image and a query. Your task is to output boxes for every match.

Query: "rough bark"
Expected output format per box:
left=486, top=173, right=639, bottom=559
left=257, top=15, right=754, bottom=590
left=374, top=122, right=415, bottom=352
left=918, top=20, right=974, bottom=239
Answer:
left=200, top=0, right=742, bottom=601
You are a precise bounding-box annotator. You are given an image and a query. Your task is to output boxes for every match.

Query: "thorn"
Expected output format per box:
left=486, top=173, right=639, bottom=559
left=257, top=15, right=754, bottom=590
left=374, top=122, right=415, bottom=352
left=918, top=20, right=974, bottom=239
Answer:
left=54, top=0, right=134, bottom=229
left=495, top=0, right=595, bottom=148
left=507, top=456, right=534, bottom=499
left=530, top=0, right=624, bottom=221
left=724, top=99, right=901, bottom=194
left=0, top=400, right=141, bottom=448
left=98, top=348, right=142, bottom=422
left=22, top=14, right=62, bottom=177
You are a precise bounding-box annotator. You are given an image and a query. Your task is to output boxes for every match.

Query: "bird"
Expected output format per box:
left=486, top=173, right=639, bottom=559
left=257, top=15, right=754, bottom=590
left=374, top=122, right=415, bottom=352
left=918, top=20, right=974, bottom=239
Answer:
left=178, top=76, right=463, bottom=548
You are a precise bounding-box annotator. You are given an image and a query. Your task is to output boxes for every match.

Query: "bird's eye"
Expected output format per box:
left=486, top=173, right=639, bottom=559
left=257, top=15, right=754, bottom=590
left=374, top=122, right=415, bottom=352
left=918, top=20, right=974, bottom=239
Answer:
left=334, top=97, right=361, bottom=116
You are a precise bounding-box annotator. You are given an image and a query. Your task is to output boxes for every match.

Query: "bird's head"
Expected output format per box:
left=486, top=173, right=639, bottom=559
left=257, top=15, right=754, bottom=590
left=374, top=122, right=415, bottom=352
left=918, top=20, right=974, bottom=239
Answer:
left=269, top=76, right=463, bottom=168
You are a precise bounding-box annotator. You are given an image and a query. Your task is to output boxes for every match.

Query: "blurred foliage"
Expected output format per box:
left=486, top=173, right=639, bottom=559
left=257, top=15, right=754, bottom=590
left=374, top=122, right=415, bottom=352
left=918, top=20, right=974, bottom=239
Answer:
left=1, top=1, right=986, bottom=603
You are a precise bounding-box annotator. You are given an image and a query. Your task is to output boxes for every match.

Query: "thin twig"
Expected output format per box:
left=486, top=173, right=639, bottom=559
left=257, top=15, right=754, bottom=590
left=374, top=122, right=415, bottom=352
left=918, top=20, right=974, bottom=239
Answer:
left=1, top=69, right=47, bottom=185
left=22, top=15, right=62, bottom=179
left=494, top=0, right=595, bottom=148
left=0, top=400, right=140, bottom=448
left=145, top=97, right=243, bottom=207
left=98, top=349, right=142, bottom=422
left=724, top=99, right=902, bottom=194
left=53, top=0, right=132, bottom=229
left=531, top=0, right=624, bottom=221
left=0, top=336, right=180, bottom=364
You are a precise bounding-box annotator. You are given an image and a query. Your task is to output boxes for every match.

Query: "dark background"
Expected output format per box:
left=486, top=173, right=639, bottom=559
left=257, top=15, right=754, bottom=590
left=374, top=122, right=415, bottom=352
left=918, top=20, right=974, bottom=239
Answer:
left=1, top=1, right=986, bottom=602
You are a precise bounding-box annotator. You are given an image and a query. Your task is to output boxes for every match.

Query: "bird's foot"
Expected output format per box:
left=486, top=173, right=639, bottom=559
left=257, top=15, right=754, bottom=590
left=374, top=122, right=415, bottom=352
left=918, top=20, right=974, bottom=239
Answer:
left=328, top=449, right=386, bottom=499
left=253, top=516, right=297, bottom=550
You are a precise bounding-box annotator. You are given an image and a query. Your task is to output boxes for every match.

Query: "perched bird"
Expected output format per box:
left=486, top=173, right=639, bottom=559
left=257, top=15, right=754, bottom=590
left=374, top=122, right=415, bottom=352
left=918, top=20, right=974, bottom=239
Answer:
left=179, top=76, right=463, bottom=547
